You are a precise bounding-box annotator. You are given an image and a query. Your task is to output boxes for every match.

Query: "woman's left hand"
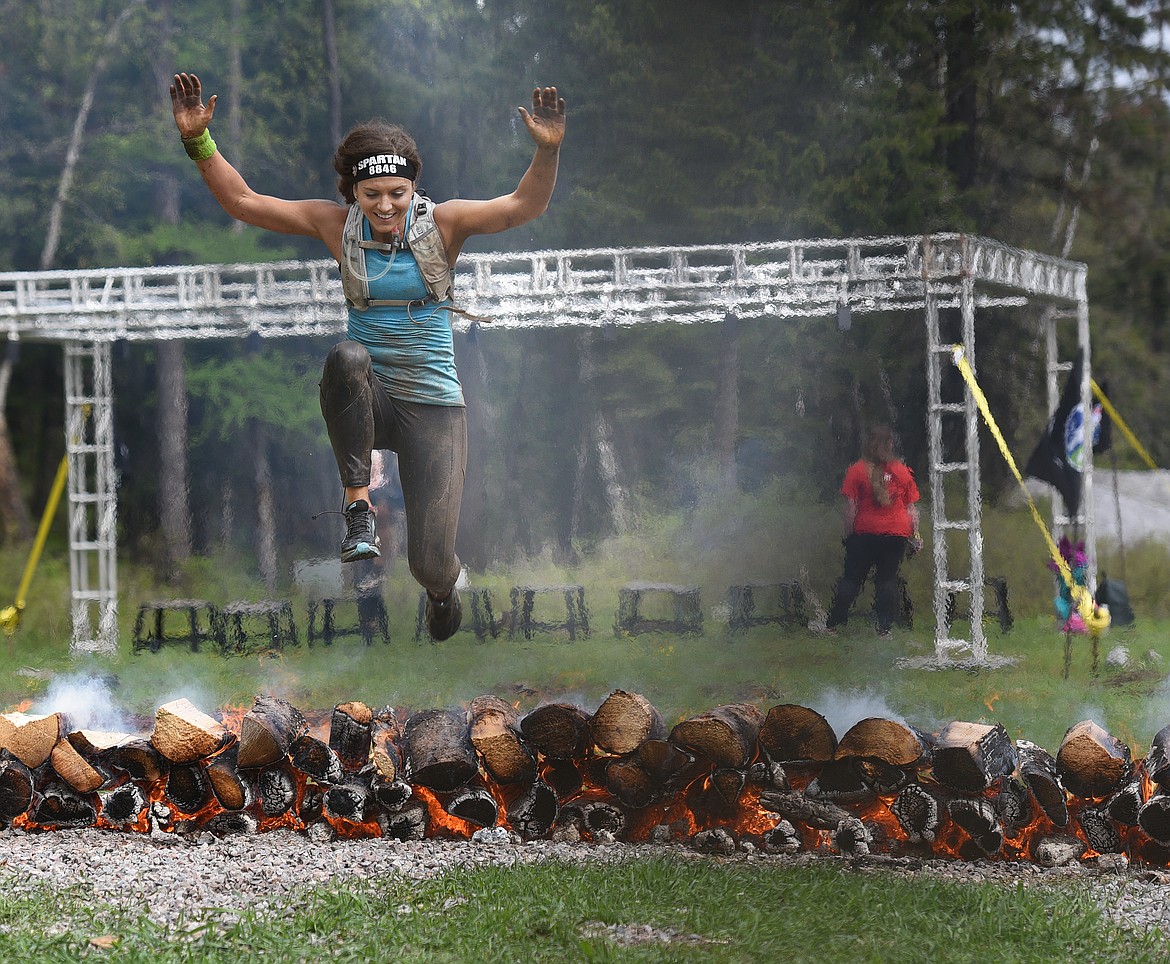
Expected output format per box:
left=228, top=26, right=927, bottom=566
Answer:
left=518, top=86, right=566, bottom=150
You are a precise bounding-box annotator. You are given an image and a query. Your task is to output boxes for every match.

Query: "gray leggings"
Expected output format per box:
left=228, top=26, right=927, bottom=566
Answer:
left=319, top=340, right=466, bottom=594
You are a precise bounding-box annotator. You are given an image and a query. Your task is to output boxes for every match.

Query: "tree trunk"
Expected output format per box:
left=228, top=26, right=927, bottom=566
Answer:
left=322, top=0, right=342, bottom=149
left=253, top=420, right=277, bottom=594
left=0, top=353, right=32, bottom=542
left=227, top=0, right=245, bottom=234
left=156, top=340, right=193, bottom=579
left=576, top=331, right=630, bottom=536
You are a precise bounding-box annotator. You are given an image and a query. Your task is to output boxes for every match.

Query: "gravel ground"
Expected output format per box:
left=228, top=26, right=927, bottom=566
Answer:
left=0, top=825, right=1168, bottom=943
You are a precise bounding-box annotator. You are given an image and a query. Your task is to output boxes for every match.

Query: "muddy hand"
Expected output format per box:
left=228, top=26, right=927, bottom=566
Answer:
left=518, top=86, right=566, bottom=150
left=170, top=72, right=218, bottom=139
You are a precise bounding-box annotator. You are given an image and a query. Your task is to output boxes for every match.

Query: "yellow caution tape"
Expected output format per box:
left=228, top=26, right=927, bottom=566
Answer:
left=950, top=347, right=1106, bottom=632
left=1090, top=379, right=1157, bottom=470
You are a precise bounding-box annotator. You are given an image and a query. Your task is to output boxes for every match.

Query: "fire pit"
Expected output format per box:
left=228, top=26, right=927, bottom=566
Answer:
left=1, top=689, right=1168, bottom=869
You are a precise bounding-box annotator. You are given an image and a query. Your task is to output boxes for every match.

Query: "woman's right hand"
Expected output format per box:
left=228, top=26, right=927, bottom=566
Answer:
left=170, top=72, right=217, bottom=138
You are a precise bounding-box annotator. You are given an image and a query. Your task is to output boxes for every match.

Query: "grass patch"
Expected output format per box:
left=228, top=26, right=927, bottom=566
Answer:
left=0, top=859, right=1154, bottom=962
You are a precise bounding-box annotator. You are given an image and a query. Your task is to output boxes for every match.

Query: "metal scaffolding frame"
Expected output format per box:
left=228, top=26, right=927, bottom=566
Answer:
left=0, top=233, right=1090, bottom=661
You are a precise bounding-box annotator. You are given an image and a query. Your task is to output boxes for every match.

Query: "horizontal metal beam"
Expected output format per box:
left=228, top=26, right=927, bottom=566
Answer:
left=0, top=234, right=1085, bottom=343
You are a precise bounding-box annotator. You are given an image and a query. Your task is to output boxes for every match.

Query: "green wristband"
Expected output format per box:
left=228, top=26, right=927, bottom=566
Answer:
left=182, top=129, right=217, bottom=162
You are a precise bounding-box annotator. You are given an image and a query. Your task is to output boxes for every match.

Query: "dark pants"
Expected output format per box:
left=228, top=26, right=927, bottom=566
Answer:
left=827, top=533, right=907, bottom=632
left=319, top=341, right=466, bottom=595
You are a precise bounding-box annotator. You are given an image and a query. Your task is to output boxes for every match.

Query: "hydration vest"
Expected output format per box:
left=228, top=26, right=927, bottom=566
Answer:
left=339, top=191, right=454, bottom=311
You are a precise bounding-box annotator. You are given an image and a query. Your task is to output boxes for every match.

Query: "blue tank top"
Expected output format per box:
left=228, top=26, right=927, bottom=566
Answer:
left=345, top=215, right=465, bottom=407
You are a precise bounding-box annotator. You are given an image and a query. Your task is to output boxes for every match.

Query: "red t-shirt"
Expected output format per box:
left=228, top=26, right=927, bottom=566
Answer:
left=841, top=459, right=920, bottom=537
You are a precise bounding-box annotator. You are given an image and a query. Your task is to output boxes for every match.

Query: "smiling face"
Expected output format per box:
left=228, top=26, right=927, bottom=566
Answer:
left=355, top=176, right=414, bottom=242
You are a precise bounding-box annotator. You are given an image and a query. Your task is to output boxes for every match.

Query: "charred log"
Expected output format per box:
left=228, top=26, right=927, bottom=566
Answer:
left=0, top=756, right=34, bottom=819
left=1145, top=724, right=1170, bottom=789
left=669, top=703, right=763, bottom=769
left=104, top=739, right=168, bottom=785
left=759, top=789, right=852, bottom=830
left=1139, top=792, right=1170, bottom=845
left=256, top=764, right=297, bottom=817
left=204, top=811, right=259, bottom=836
left=329, top=701, right=373, bottom=772
left=1033, top=834, right=1088, bottom=867
left=1079, top=805, right=1122, bottom=853
left=291, top=734, right=343, bottom=785
left=835, top=717, right=928, bottom=768
left=99, top=782, right=145, bottom=826
left=33, top=782, right=96, bottom=828
left=1107, top=778, right=1144, bottom=826
left=758, top=704, right=836, bottom=763
left=562, top=799, right=626, bottom=838
left=403, top=709, right=478, bottom=791
left=805, top=759, right=874, bottom=805
left=995, top=777, right=1033, bottom=838
left=520, top=703, right=591, bottom=760
left=761, top=819, right=802, bottom=854
left=1016, top=740, right=1068, bottom=827
left=932, top=722, right=1016, bottom=793
left=747, top=754, right=790, bottom=791
left=692, top=827, right=737, bottom=855
left=856, top=759, right=912, bottom=795
left=324, top=778, right=368, bottom=822
left=468, top=696, right=536, bottom=785
left=891, top=784, right=940, bottom=844
left=507, top=779, right=558, bottom=839
left=166, top=763, right=212, bottom=814
left=238, top=696, right=307, bottom=770
left=382, top=799, right=427, bottom=841
left=371, top=778, right=412, bottom=812
left=831, top=817, right=871, bottom=857
left=946, top=798, right=1003, bottom=856
left=1056, top=720, right=1132, bottom=799
left=300, top=784, right=324, bottom=824
left=543, top=760, right=583, bottom=798
left=446, top=786, right=498, bottom=827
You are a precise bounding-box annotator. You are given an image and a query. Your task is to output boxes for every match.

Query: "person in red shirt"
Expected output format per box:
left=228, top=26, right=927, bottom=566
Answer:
left=825, top=425, right=922, bottom=638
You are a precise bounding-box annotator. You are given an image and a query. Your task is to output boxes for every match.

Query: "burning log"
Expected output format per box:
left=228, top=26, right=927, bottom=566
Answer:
left=50, top=740, right=104, bottom=793
left=256, top=763, right=297, bottom=817
left=371, top=777, right=411, bottom=811
left=324, top=778, right=369, bottom=822
left=606, top=757, right=656, bottom=809
left=68, top=730, right=134, bottom=757
left=995, top=777, right=1033, bottom=838
left=382, top=799, right=427, bottom=841
left=0, top=755, right=34, bottom=819
left=1146, top=724, right=1170, bottom=790
left=835, top=717, right=929, bottom=768
left=543, top=760, right=583, bottom=798
left=669, top=703, right=763, bottom=769
left=932, top=722, right=1016, bottom=793
left=761, top=819, right=802, bottom=854
left=1015, top=740, right=1068, bottom=827
left=891, top=784, right=940, bottom=843
left=152, top=699, right=229, bottom=764
left=1055, top=720, right=1133, bottom=798
left=166, top=763, right=212, bottom=814
left=99, top=782, right=146, bottom=826
left=1107, top=777, right=1144, bottom=826
left=805, top=759, right=874, bottom=805
left=208, top=745, right=249, bottom=811
left=1033, top=835, right=1088, bottom=867
left=329, top=701, right=373, bottom=772
left=507, top=779, right=559, bottom=839
left=590, top=690, right=665, bottom=756
left=520, top=703, right=592, bottom=760
left=1138, top=791, right=1170, bottom=845
left=446, top=786, right=498, bottom=827
left=710, top=767, right=747, bottom=806
left=468, top=696, right=536, bottom=785
left=946, top=798, right=1003, bottom=856
left=692, top=827, right=737, bottom=855
left=855, top=759, right=912, bottom=795
left=747, top=753, right=790, bottom=791
left=1, top=712, right=62, bottom=768
left=1079, top=805, right=1123, bottom=853
left=291, top=734, right=343, bottom=785
left=564, top=800, right=626, bottom=838
left=371, top=715, right=402, bottom=784
left=237, top=696, right=307, bottom=770
left=205, top=811, right=259, bottom=836
left=759, top=788, right=852, bottom=830
left=104, top=739, right=167, bottom=785
left=758, top=704, right=837, bottom=763
left=403, top=709, right=478, bottom=791
left=831, top=816, right=872, bottom=857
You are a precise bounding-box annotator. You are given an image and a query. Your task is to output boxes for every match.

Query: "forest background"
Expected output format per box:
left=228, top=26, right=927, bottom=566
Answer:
left=4, top=0, right=1170, bottom=622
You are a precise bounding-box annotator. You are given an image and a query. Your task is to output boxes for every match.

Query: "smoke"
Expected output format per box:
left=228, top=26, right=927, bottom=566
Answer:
left=815, top=686, right=907, bottom=737
left=32, top=673, right=129, bottom=733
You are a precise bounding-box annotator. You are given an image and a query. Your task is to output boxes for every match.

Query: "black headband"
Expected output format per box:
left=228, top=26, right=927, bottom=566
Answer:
left=352, top=153, right=418, bottom=182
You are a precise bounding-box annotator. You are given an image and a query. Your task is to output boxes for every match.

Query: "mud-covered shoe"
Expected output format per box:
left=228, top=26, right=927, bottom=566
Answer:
left=425, top=588, right=462, bottom=641
left=340, top=499, right=380, bottom=563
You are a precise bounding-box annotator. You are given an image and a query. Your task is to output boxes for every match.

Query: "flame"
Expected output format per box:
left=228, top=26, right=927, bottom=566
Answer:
left=984, top=693, right=1000, bottom=713
left=411, top=785, right=476, bottom=838
left=217, top=704, right=249, bottom=736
